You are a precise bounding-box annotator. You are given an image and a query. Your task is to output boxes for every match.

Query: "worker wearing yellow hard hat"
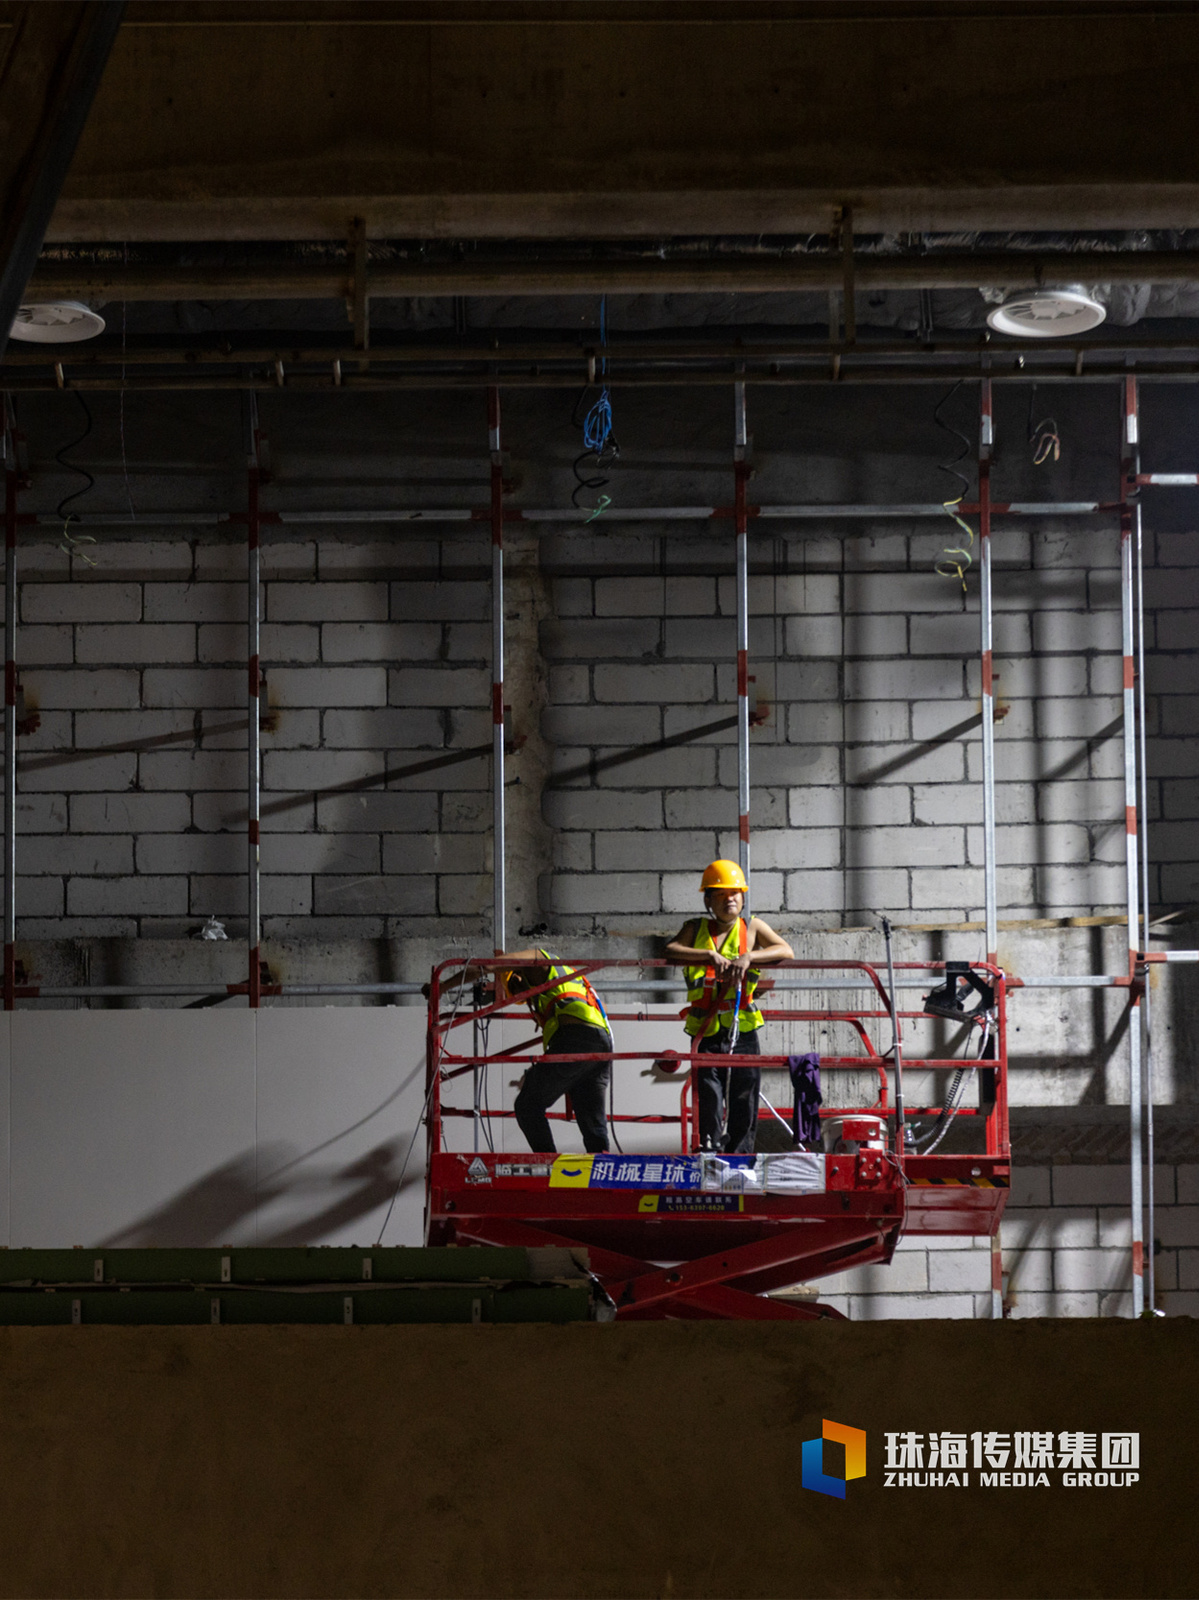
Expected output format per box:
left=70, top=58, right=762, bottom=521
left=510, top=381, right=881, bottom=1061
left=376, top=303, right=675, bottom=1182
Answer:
left=441, top=948, right=613, bottom=1153
left=664, top=860, right=794, bottom=1152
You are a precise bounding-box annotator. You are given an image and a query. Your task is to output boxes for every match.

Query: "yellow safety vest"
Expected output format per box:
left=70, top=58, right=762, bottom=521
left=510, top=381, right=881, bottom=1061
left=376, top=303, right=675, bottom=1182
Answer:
left=523, top=950, right=611, bottom=1050
left=683, top=919, right=764, bottom=1039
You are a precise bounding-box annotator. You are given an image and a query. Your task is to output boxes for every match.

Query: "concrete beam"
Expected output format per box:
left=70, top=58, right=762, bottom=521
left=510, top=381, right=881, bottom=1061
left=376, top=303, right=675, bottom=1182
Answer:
left=40, top=1, right=1199, bottom=242
left=23, top=250, right=1199, bottom=304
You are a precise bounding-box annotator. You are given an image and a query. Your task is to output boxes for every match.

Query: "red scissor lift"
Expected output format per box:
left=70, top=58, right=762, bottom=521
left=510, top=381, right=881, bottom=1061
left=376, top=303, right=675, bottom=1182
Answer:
left=425, top=958, right=1010, bottom=1320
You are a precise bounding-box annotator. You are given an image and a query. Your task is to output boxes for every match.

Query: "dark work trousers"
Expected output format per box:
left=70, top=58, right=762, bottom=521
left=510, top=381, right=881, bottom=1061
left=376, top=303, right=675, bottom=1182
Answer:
left=514, top=1020, right=612, bottom=1153
left=696, top=1026, right=762, bottom=1152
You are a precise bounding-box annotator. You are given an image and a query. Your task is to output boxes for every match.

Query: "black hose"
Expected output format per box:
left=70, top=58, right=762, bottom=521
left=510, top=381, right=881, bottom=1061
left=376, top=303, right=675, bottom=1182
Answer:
left=55, top=391, right=95, bottom=520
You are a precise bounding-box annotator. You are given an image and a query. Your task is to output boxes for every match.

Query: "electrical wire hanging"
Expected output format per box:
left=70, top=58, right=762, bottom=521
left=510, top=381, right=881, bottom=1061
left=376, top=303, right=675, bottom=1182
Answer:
left=932, top=378, right=976, bottom=594
left=571, top=295, right=619, bottom=517
left=1026, top=384, right=1061, bottom=466
left=55, top=390, right=99, bottom=567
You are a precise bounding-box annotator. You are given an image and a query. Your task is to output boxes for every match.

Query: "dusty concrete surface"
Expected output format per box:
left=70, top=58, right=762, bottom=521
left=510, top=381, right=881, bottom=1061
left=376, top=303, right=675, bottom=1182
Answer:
left=0, top=1320, right=1192, bottom=1599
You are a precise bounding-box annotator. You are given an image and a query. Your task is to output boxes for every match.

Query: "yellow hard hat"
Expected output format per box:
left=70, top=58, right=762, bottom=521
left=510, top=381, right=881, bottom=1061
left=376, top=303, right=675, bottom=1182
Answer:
left=701, top=859, right=748, bottom=892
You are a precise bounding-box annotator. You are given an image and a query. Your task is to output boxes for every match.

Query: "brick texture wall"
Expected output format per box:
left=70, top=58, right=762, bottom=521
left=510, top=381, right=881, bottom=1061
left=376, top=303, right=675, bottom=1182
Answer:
left=541, top=520, right=1188, bottom=933
left=818, top=1162, right=1199, bottom=1320
left=3, top=514, right=1195, bottom=941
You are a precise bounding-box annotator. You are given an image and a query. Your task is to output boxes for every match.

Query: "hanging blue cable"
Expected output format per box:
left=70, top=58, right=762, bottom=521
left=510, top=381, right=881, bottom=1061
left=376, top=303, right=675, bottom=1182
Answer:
left=572, top=295, right=619, bottom=513
left=582, top=295, right=613, bottom=452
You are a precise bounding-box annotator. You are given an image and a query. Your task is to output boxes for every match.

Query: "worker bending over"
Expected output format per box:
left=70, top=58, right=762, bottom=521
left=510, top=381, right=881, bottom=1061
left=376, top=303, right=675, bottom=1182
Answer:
left=665, top=861, right=794, bottom=1153
left=445, top=949, right=613, bottom=1154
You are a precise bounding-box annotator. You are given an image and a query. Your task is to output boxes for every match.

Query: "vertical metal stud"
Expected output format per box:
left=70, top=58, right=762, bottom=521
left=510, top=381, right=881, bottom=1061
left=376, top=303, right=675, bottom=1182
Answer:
left=220, top=1254, right=231, bottom=1284
left=1135, top=468, right=1156, bottom=1314
left=1121, top=375, right=1145, bottom=1319
left=343, top=1295, right=354, bottom=1325
left=4, top=401, right=18, bottom=1012
left=247, top=395, right=262, bottom=1009
left=979, top=379, right=998, bottom=968
left=733, top=379, right=751, bottom=900
left=71, top=1299, right=81, bottom=1325
left=92, top=1258, right=103, bottom=1284
left=210, top=1297, right=221, bottom=1325
left=488, top=387, right=506, bottom=955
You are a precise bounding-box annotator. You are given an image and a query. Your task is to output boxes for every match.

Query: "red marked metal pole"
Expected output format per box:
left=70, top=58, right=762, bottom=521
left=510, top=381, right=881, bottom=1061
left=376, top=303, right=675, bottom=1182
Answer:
left=488, top=386, right=506, bottom=955
left=979, top=379, right=997, bottom=968
left=1121, top=376, right=1144, bottom=1316
left=734, top=380, right=751, bottom=896
left=247, top=398, right=262, bottom=1009
left=3, top=407, right=16, bottom=1011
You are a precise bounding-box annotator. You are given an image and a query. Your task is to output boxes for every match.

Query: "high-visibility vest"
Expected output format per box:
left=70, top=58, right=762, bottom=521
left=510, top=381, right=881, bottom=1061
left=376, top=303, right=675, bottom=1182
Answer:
left=522, top=950, right=611, bottom=1050
left=683, top=919, right=764, bottom=1039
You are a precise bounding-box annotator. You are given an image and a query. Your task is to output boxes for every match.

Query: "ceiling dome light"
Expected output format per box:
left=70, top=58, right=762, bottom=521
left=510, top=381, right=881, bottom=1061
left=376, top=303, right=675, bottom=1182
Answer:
left=985, top=286, right=1106, bottom=339
left=9, top=301, right=105, bottom=343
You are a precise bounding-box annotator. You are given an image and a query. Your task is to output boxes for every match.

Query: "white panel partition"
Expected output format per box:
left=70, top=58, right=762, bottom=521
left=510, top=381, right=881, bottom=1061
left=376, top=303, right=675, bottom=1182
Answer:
left=254, top=1007, right=428, bottom=1247
left=2, top=1009, right=430, bottom=1250
left=10, top=1010, right=256, bottom=1248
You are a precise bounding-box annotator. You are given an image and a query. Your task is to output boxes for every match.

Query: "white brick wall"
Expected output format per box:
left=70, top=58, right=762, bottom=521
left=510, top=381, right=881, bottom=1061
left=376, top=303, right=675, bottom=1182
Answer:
left=10, top=537, right=512, bottom=937
left=535, top=518, right=1199, bottom=929
left=814, top=1164, right=1199, bottom=1319
left=0, top=511, right=1195, bottom=940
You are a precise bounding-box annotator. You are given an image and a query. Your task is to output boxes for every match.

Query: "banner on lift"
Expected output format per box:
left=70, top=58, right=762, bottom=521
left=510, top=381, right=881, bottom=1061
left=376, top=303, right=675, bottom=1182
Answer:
left=549, top=1153, right=825, bottom=1195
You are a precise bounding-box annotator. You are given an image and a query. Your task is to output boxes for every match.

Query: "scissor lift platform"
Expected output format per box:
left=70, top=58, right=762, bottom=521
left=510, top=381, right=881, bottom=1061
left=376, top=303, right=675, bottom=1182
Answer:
left=424, top=958, right=1010, bottom=1320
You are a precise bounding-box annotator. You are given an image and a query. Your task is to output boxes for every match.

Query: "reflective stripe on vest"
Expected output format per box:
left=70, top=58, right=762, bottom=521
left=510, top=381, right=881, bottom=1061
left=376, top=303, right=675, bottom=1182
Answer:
left=525, top=950, right=611, bottom=1050
left=683, top=919, right=764, bottom=1038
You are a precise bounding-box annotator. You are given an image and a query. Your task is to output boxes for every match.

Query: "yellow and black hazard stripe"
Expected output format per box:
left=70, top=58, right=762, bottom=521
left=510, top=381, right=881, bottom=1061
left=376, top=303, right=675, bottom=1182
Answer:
left=911, top=1176, right=1009, bottom=1188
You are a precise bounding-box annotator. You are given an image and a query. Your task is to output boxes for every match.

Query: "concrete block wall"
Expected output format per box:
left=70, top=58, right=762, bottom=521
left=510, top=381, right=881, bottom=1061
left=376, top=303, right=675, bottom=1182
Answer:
left=12, top=534, right=500, bottom=939
left=540, top=520, right=1188, bottom=932
left=818, top=1162, right=1199, bottom=1319
left=3, top=515, right=1197, bottom=943
left=5, top=382, right=1197, bottom=949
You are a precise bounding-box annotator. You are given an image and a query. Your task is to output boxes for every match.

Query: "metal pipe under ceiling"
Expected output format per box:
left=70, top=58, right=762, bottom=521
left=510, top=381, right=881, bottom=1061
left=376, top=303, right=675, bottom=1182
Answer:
left=21, top=248, right=1199, bottom=303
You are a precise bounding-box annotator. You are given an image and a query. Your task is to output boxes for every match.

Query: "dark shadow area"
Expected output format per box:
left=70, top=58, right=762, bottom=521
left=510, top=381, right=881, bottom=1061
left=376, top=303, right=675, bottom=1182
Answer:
left=18, top=716, right=251, bottom=776
left=852, top=711, right=981, bottom=787
left=258, top=1138, right=422, bottom=1246
left=96, top=1135, right=424, bottom=1249
left=98, top=1147, right=285, bottom=1248
left=97, top=1058, right=429, bottom=1247
left=231, top=740, right=522, bottom=822
left=547, top=712, right=740, bottom=789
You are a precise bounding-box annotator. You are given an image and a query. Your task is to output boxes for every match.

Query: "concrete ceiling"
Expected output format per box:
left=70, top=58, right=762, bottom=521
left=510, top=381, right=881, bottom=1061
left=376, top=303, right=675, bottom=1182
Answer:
left=9, top=1, right=1199, bottom=387
left=27, top=0, right=1199, bottom=244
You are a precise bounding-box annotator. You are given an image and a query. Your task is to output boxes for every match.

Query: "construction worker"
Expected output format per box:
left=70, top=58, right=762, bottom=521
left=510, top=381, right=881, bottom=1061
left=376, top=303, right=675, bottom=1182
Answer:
left=440, top=949, right=613, bottom=1154
left=664, top=861, right=794, bottom=1153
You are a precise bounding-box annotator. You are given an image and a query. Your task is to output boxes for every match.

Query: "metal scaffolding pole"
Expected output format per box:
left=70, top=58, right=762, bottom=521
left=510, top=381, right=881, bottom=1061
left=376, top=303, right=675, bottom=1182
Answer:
left=247, top=396, right=262, bottom=1009
left=25, top=499, right=1128, bottom=529
left=734, top=380, right=751, bottom=893
left=1121, top=376, right=1145, bottom=1318
left=977, top=380, right=1002, bottom=1317
left=1132, top=385, right=1160, bottom=1314
left=3, top=404, right=17, bottom=1012
left=979, top=379, right=998, bottom=968
left=488, top=386, right=506, bottom=954
left=1136, top=482, right=1157, bottom=1314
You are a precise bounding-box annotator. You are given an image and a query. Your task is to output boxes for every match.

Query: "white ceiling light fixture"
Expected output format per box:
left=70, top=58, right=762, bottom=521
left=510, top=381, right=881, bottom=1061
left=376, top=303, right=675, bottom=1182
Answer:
left=8, top=301, right=106, bottom=343
left=985, top=285, right=1106, bottom=339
